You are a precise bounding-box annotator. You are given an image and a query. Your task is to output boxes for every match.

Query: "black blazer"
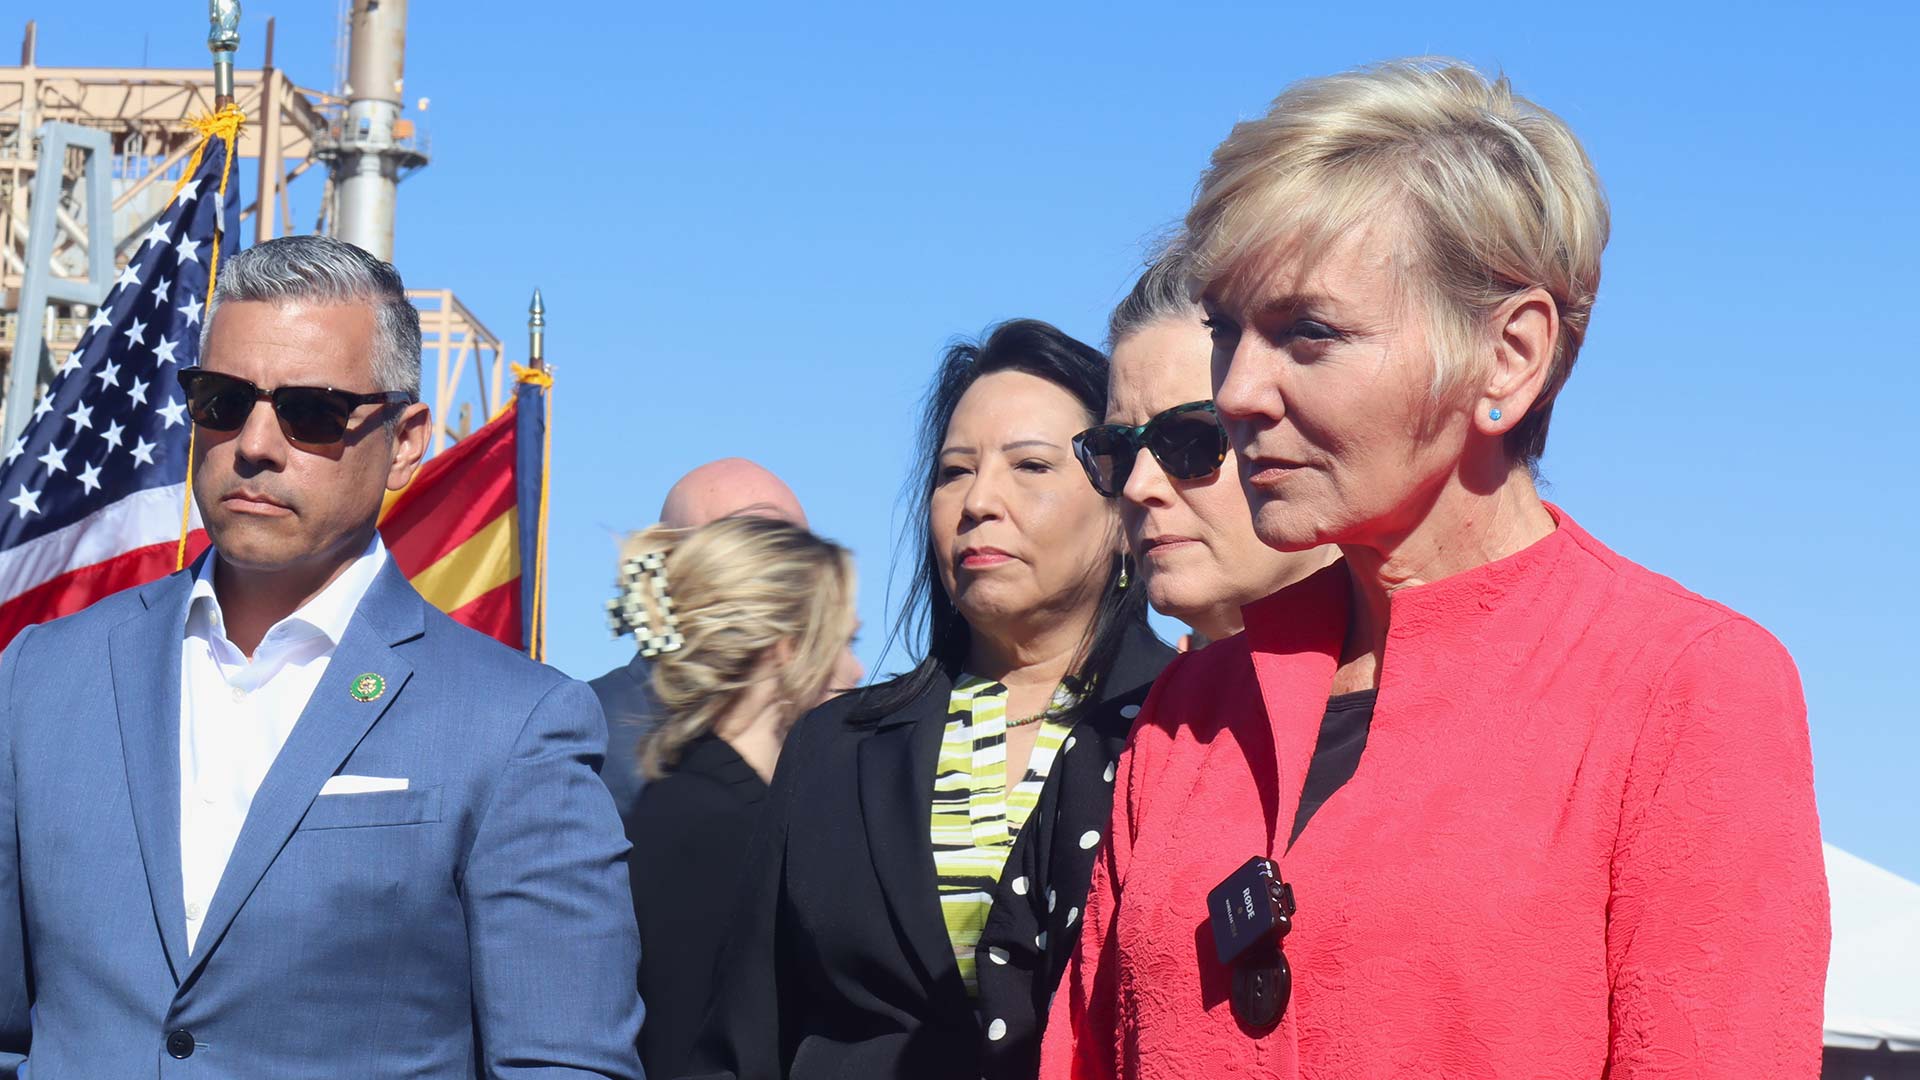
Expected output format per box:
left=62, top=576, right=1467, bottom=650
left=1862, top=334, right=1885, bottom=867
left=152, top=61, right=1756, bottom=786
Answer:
left=590, top=654, right=658, bottom=819
left=626, top=734, right=769, bottom=1080
left=683, top=625, right=1173, bottom=1080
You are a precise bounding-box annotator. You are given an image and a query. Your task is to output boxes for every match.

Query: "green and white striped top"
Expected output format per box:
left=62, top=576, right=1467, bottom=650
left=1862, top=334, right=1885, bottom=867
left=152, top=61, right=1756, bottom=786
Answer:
left=929, top=675, right=1083, bottom=998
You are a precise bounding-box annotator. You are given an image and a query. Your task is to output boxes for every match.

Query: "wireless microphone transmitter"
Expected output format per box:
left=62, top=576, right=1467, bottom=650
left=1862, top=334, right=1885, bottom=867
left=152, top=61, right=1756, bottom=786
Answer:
left=1207, top=855, right=1294, bottom=966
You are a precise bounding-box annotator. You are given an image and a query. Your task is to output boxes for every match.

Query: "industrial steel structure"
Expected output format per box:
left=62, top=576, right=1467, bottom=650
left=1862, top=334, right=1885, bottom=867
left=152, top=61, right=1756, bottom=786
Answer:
left=0, top=2, right=515, bottom=453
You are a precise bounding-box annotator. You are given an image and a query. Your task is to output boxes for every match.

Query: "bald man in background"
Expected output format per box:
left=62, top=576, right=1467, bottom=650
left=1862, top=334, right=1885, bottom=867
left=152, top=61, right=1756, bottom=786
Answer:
left=591, top=458, right=808, bottom=816
left=657, top=458, right=808, bottom=532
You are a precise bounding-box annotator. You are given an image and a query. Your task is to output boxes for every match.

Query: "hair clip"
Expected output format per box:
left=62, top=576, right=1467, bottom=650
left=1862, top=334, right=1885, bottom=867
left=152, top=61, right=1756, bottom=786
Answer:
left=606, top=551, right=684, bottom=657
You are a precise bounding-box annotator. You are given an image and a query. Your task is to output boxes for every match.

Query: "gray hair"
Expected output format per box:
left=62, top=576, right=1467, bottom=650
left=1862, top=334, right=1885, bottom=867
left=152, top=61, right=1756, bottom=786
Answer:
left=1107, top=242, right=1204, bottom=349
left=200, top=234, right=422, bottom=400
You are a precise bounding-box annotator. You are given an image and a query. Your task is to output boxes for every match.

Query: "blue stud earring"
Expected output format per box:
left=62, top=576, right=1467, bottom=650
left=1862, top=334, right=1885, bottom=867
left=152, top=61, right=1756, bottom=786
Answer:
left=1489, top=408, right=1503, bottom=422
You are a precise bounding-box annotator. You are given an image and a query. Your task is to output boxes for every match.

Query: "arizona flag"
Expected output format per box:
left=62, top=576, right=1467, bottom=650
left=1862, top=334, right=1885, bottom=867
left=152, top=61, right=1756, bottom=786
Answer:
left=377, top=370, right=551, bottom=658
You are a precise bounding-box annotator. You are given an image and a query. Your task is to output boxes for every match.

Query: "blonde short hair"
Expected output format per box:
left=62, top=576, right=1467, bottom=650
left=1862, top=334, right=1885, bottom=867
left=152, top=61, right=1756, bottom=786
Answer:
left=1187, top=59, right=1609, bottom=463
left=619, top=516, right=857, bottom=779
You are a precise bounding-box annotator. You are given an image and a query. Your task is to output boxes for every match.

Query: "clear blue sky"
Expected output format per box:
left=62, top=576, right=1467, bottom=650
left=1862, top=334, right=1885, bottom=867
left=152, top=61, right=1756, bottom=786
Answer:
left=28, top=1, right=1918, bottom=878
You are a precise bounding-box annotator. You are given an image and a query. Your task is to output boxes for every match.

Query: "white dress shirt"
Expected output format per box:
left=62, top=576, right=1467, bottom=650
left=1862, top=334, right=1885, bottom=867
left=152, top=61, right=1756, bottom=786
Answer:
left=178, top=535, right=387, bottom=952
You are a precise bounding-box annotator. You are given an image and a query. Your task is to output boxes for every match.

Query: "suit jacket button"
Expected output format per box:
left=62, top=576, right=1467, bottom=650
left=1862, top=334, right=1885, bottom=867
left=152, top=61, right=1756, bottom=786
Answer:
left=166, top=1029, right=195, bottom=1058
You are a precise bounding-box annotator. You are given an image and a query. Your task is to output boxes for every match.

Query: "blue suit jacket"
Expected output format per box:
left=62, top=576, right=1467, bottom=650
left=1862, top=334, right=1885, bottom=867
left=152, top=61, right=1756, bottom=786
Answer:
left=588, top=655, right=657, bottom=819
left=0, top=558, right=644, bottom=1078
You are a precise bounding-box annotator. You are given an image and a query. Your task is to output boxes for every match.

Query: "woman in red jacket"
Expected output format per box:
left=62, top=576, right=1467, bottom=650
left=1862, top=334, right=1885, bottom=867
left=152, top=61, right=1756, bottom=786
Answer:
left=1041, top=59, right=1829, bottom=1079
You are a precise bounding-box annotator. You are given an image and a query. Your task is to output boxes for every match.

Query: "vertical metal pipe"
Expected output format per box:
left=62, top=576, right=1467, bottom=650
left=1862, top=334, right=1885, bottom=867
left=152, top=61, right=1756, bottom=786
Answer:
left=255, top=17, right=281, bottom=243
left=335, top=0, right=408, bottom=260
left=208, top=1, right=241, bottom=108
left=17, top=21, right=38, bottom=186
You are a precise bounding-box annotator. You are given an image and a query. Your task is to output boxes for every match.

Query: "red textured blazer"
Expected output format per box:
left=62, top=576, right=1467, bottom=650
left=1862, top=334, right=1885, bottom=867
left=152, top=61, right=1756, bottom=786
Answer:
left=1040, top=507, right=1829, bottom=1079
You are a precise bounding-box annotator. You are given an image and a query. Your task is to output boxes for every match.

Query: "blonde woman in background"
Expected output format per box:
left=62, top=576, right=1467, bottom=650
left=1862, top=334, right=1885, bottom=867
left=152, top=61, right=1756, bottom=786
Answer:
left=610, top=515, right=861, bottom=1079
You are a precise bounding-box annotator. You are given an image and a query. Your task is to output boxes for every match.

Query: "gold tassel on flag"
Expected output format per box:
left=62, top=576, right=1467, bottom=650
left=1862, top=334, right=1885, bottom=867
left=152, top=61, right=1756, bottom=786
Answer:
left=173, top=105, right=246, bottom=572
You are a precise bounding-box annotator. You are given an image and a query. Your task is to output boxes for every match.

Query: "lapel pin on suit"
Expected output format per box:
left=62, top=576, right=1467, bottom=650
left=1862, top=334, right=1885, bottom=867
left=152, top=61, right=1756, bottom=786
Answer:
left=350, top=673, right=387, bottom=703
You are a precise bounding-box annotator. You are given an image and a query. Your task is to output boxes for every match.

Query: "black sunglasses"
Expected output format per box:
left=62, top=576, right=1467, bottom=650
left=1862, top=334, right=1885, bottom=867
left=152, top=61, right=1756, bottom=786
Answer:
left=176, top=367, right=416, bottom=445
left=1072, top=400, right=1228, bottom=498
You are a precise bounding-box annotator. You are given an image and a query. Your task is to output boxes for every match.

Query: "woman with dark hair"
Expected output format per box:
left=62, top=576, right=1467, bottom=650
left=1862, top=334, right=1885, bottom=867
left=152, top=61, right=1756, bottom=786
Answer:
left=685, top=319, right=1172, bottom=1080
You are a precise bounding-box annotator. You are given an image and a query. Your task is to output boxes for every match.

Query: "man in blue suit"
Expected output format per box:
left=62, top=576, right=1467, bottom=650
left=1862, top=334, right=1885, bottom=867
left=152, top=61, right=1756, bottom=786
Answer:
left=0, top=235, right=643, bottom=1077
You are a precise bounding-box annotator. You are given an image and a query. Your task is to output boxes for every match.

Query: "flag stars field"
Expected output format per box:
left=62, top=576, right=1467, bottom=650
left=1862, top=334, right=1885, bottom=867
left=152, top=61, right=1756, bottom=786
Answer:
left=0, top=118, right=235, bottom=643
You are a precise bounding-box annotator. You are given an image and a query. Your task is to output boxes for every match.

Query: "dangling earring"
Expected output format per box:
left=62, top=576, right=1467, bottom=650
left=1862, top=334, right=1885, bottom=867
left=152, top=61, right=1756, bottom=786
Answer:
left=1117, top=554, right=1130, bottom=590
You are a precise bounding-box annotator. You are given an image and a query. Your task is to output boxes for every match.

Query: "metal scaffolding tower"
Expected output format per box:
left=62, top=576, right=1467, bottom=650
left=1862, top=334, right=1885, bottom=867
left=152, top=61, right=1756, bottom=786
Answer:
left=1, top=10, right=499, bottom=451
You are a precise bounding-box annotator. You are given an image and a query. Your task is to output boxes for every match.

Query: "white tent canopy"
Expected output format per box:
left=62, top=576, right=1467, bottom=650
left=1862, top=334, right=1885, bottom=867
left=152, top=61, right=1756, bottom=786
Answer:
left=1825, top=843, right=1920, bottom=1051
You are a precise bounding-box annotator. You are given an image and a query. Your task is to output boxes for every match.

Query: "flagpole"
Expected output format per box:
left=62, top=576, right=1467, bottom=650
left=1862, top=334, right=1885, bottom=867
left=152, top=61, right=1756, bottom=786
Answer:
left=179, top=1, right=244, bottom=569
left=209, top=0, right=241, bottom=109
left=526, top=289, right=550, bottom=661
left=527, top=288, right=546, bottom=370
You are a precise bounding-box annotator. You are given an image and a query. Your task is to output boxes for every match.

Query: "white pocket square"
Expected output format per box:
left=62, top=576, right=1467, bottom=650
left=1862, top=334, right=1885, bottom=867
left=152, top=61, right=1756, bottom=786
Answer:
left=319, top=775, right=409, bottom=795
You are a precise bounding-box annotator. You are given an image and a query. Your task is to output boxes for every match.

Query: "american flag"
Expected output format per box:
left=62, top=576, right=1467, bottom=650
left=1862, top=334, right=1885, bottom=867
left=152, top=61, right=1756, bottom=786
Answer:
left=0, top=124, right=237, bottom=646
